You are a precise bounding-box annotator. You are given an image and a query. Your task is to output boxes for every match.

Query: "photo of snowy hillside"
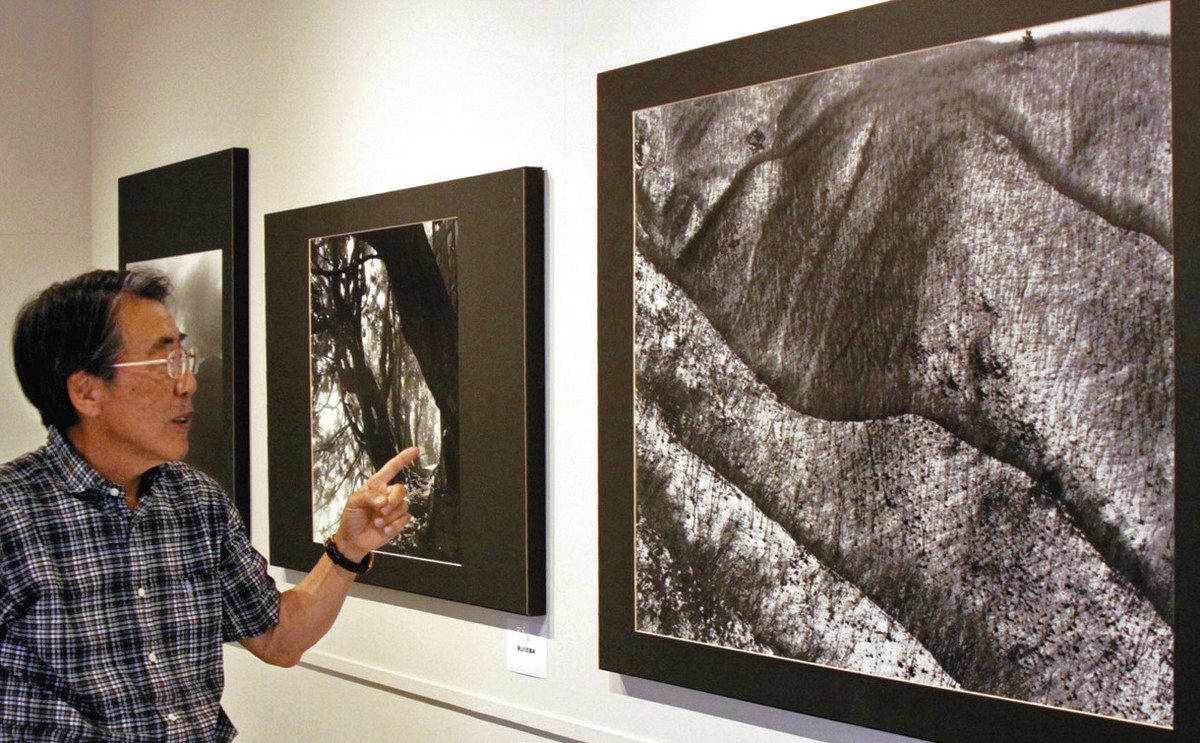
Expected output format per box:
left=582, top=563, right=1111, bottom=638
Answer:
left=632, top=1, right=1173, bottom=726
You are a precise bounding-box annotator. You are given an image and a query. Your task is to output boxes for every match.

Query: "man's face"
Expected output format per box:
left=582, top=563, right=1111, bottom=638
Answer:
left=93, top=295, right=197, bottom=472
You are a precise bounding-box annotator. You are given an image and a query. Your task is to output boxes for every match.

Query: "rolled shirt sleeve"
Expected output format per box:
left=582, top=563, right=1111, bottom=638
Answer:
left=217, top=499, right=281, bottom=643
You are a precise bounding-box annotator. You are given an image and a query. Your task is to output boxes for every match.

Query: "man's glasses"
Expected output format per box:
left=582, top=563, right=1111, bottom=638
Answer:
left=111, top=348, right=199, bottom=380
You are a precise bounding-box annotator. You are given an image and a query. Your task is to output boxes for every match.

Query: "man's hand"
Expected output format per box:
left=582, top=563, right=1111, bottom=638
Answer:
left=241, top=447, right=423, bottom=666
left=332, top=447, right=420, bottom=562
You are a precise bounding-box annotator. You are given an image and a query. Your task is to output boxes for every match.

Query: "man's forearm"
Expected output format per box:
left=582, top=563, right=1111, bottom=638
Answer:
left=240, top=447, right=417, bottom=667
left=239, top=554, right=358, bottom=667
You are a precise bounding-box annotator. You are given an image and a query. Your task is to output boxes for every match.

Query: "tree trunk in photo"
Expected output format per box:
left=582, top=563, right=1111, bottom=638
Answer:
left=362, top=226, right=460, bottom=560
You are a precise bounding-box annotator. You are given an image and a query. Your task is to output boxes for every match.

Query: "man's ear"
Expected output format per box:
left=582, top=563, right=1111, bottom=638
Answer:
left=66, top=370, right=106, bottom=420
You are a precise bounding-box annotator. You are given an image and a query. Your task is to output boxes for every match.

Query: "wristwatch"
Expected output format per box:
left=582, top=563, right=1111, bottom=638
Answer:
left=324, top=536, right=375, bottom=575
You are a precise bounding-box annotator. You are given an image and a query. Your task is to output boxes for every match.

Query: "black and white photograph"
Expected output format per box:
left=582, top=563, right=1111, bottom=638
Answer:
left=631, top=1, right=1173, bottom=728
left=128, top=250, right=229, bottom=496
left=309, top=220, right=460, bottom=565
left=268, top=168, right=543, bottom=613
left=119, top=147, right=250, bottom=528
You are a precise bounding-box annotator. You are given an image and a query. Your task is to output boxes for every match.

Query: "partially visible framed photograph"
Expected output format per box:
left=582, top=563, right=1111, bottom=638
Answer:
left=598, top=0, right=1196, bottom=739
left=119, top=148, right=250, bottom=529
left=266, top=167, right=545, bottom=615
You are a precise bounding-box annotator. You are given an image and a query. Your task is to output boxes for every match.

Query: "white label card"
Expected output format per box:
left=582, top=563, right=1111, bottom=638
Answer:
left=506, top=618, right=548, bottom=678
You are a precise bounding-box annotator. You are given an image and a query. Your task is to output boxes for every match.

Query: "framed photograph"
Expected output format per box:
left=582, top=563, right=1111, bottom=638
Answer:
left=597, top=0, right=1196, bottom=739
left=266, top=167, right=545, bottom=615
left=119, top=148, right=250, bottom=528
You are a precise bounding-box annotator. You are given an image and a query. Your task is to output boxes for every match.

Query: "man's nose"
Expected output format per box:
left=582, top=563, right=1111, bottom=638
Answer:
left=175, top=366, right=198, bottom=395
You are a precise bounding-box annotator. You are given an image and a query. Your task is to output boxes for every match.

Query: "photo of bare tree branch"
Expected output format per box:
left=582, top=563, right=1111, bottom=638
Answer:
left=633, top=2, right=1173, bottom=726
left=309, top=219, right=460, bottom=564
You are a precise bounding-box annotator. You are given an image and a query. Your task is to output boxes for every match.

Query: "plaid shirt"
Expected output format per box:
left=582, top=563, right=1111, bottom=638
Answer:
left=0, top=429, right=280, bottom=742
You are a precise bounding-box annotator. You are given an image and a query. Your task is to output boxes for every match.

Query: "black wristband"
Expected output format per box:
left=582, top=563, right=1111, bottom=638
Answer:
left=324, top=537, right=375, bottom=575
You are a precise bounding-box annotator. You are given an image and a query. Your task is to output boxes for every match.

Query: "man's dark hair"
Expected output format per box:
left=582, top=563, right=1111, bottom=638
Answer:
left=12, top=269, right=173, bottom=431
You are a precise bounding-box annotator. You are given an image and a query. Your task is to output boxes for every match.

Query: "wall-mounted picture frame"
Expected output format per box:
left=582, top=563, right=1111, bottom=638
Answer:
left=598, top=0, right=1196, bottom=740
left=119, top=147, right=251, bottom=529
left=266, top=167, right=545, bottom=616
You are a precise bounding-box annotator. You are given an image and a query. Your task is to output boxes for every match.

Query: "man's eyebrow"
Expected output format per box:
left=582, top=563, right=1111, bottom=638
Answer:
left=151, top=332, right=187, bottom=349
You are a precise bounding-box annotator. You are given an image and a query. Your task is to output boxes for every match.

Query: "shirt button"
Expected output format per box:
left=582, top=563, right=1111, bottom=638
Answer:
left=165, top=712, right=180, bottom=723
left=147, top=651, right=159, bottom=664
left=108, top=487, right=119, bottom=497
left=137, top=587, right=147, bottom=598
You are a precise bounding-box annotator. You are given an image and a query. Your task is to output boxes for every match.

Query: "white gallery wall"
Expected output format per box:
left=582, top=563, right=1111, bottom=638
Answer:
left=3, top=0, right=934, bottom=740
left=0, top=0, right=92, bottom=461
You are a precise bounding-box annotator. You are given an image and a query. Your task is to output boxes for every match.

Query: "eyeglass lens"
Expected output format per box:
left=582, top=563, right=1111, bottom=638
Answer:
left=167, top=348, right=197, bottom=379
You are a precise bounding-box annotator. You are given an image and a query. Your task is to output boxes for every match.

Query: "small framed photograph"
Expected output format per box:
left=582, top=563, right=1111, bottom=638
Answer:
left=119, top=148, right=250, bottom=529
left=266, top=168, right=545, bottom=615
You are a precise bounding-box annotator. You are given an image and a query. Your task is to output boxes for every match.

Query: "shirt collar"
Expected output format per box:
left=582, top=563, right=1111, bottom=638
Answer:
left=42, top=426, right=161, bottom=499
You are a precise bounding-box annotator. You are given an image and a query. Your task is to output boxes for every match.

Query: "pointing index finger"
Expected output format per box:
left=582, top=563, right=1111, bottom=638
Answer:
left=368, top=447, right=421, bottom=490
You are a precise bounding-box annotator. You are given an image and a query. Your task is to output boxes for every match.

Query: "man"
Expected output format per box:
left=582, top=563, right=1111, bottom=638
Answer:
left=0, top=269, right=416, bottom=741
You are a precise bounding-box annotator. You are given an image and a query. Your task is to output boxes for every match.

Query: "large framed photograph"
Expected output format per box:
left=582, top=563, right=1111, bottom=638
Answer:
left=598, top=0, right=1197, bottom=739
left=266, top=168, right=545, bottom=615
left=119, top=148, right=250, bottom=528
